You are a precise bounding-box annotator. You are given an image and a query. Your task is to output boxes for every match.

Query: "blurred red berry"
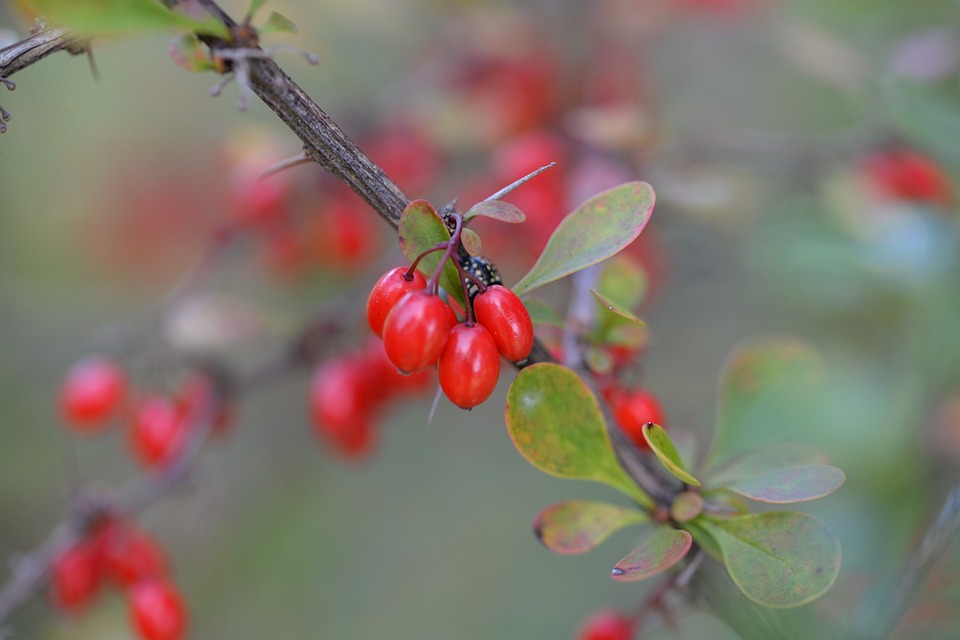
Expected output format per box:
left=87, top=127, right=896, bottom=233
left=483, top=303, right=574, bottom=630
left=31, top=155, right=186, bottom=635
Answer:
left=95, top=521, right=167, bottom=587
left=129, top=397, right=187, bottom=468
left=861, top=149, right=954, bottom=207
left=128, top=579, right=187, bottom=640
left=50, top=541, right=100, bottom=614
left=309, top=357, right=371, bottom=430
left=607, top=387, right=666, bottom=450
left=60, top=357, right=127, bottom=430
left=579, top=609, right=633, bottom=640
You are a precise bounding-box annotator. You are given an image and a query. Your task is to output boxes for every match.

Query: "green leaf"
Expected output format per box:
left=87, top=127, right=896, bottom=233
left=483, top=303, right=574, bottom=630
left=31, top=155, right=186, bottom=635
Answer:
left=246, top=0, right=268, bottom=19
left=505, top=363, right=651, bottom=507
left=723, top=465, right=845, bottom=504
left=461, top=228, right=482, bottom=256
left=533, top=501, right=648, bottom=555
left=31, top=0, right=229, bottom=37
left=523, top=297, right=563, bottom=327
left=883, top=77, right=960, bottom=163
left=397, top=199, right=465, bottom=308
left=463, top=200, right=526, bottom=224
left=683, top=519, right=724, bottom=561
left=168, top=33, right=217, bottom=73
left=512, top=181, right=655, bottom=297
left=704, top=338, right=824, bottom=472
left=611, top=526, right=692, bottom=582
left=705, top=443, right=829, bottom=487
left=596, top=254, right=647, bottom=310
left=592, top=289, right=647, bottom=349
left=641, top=424, right=701, bottom=487
left=260, top=10, right=298, bottom=35
left=701, top=512, right=841, bottom=608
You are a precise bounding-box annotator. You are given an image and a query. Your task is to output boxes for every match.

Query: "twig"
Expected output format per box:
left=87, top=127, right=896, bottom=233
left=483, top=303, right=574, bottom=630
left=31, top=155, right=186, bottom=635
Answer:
left=853, top=478, right=960, bottom=639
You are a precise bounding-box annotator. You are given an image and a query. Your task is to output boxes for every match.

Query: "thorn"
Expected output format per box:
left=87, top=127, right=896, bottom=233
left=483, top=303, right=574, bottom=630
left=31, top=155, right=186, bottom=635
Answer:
left=85, top=47, right=100, bottom=82
left=0, top=77, right=14, bottom=91
left=209, top=73, right=235, bottom=97
left=265, top=45, right=319, bottom=65
left=484, top=162, right=556, bottom=203
left=427, top=385, right=443, bottom=426
left=260, top=152, right=312, bottom=179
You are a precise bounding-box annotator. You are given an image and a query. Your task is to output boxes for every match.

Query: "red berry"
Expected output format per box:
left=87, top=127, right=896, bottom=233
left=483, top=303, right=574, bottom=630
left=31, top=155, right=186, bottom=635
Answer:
left=607, top=387, right=666, bottom=450
left=366, top=267, right=427, bottom=338
left=95, top=521, right=167, bottom=587
left=473, top=284, right=534, bottom=362
left=129, top=397, right=187, bottom=468
left=175, top=375, right=233, bottom=437
left=128, top=579, right=187, bottom=640
left=382, top=291, right=457, bottom=373
left=861, top=149, right=953, bottom=207
left=320, top=416, right=377, bottom=460
left=309, top=358, right=371, bottom=429
left=579, top=609, right=633, bottom=640
left=60, top=357, right=127, bottom=430
left=50, top=541, right=100, bottom=614
left=361, top=338, right=433, bottom=397
left=438, top=323, right=501, bottom=409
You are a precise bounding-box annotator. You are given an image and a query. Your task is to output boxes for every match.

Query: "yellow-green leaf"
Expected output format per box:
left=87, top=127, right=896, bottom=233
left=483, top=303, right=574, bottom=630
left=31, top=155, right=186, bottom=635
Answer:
left=533, top=500, right=648, bottom=555
left=641, top=423, right=701, bottom=487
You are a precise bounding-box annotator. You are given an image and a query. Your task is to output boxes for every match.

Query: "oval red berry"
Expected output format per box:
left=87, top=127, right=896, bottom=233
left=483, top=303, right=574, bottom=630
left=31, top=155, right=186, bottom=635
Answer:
left=382, top=291, right=457, bottom=373
left=473, top=285, right=534, bottom=362
left=128, top=579, right=187, bottom=640
left=60, top=357, right=127, bottom=430
left=366, top=267, right=427, bottom=337
left=438, top=323, right=500, bottom=409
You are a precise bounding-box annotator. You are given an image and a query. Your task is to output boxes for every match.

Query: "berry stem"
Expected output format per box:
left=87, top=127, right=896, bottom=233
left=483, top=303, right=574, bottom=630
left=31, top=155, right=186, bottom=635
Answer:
left=407, top=244, right=448, bottom=280
left=425, top=214, right=463, bottom=295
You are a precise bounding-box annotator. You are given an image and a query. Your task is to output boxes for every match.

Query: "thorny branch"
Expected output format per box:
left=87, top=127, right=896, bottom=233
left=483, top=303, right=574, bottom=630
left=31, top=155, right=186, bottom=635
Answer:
left=0, top=0, right=684, bottom=626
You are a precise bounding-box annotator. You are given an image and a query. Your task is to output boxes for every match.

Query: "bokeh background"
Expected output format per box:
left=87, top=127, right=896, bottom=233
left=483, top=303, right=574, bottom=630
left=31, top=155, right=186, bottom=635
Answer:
left=2, top=0, right=960, bottom=637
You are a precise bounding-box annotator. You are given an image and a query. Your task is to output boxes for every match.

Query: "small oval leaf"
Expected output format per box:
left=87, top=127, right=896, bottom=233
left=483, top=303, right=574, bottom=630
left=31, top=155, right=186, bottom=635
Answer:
left=705, top=443, right=829, bottom=487
left=168, top=33, right=217, bottom=73
left=702, top=512, right=841, bottom=608
left=397, top=199, right=465, bottom=307
left=261, top=11, right=298, bottom=34
left=505, top=363, right=651, bottom=507
left=512, top=181, right=655, bottom=297
left=611, top=526, right=693, bottom=582
left=461, top=228, right=482, bottom=256
left=463, top=200, right=526, bottom=223
left=534, top=501, right=648, bottom=555
left=642, top=424, right=701, bottom=487
left=670, top=492, right=704, bottom=523
left=725, top=465, right=846, bottom=504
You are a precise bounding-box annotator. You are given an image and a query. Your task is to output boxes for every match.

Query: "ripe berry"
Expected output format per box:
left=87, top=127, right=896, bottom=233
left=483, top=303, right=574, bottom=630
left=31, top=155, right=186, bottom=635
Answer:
left=366, top=267, right=427, bottom=337
left=382, top=291, right=457, bottom=373
left=473, top=284, right=534, bottom=362
left=861, top=149, right=954, bottom=207
left=129, top=397, right=186, bottom=468
left=438, top=323, right=501, bottom=409
left=128, top=579, right=187, bottom=640
left=579, top=609, right=633, bottom=640
left=606, top=387, right=666, bottom=450
left=50, top=541, right=100, bottom=614
left=95, top=521, right=167, bottom=587
left=309, top=358, right=370, bottom=430
left=60, top=357, right=127, bottom=430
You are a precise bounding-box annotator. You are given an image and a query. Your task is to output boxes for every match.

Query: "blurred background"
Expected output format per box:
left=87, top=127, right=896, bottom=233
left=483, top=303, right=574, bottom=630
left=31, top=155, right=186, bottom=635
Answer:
left=2, top=0, right=960, bottom=637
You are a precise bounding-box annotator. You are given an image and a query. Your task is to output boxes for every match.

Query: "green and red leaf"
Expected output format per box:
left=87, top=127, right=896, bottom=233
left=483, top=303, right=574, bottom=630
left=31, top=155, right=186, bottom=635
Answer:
left=397, top=199, right=465, bottom=307
left=533, top=501, right=647, bottom=555
left=512, top=182, right=655, bottom=297
left=31, top=0, right=229, bottom=37
left=505, top=363, right=651, bottom=507
left=611, top=526, right=693, bottom=582
left=722, top=465, right=845, bottom=504
left=463, top=200, right=526, bottom=224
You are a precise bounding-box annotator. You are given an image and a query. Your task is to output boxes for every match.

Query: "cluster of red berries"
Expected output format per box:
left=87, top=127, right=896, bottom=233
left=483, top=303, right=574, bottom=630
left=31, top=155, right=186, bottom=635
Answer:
left=49, top=518, right=186, bottom=640
left=366, top=263, right=534, bottom=409
left=602, top=385, right=667, bottom=451
left=309, top=338, right=432, bottom=459
left=59, top=357, right=230, bottom=468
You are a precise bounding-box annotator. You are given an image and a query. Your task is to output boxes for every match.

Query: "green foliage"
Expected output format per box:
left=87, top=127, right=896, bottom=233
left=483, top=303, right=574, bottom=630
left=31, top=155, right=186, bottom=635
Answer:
left=463, top=200, right=526, bottom=224
left=260, top=11, right=298, bottom=35
left=512, top=182, right=655, bottom=297
left=29, top=0, right=229, bottom=38
left=641, top=424, right=701, bottom=487
left=504, top=363, right=652, bottom=507
left=168, top=33, right=218, bottom=73
left=590, top=289, right=647, bottom=349
left=611, top=526, right=693, bottom=582
left=522, top=297, right=563, bottom=327
left=533, top=501, right=648, bottom=555
left=720, top=464, right=846, bottom=504
left=700, top=512, right=841, bottom=608
left=397, top=199, right=465, bottom=307
left=460, top=228, right=482, bottom=256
